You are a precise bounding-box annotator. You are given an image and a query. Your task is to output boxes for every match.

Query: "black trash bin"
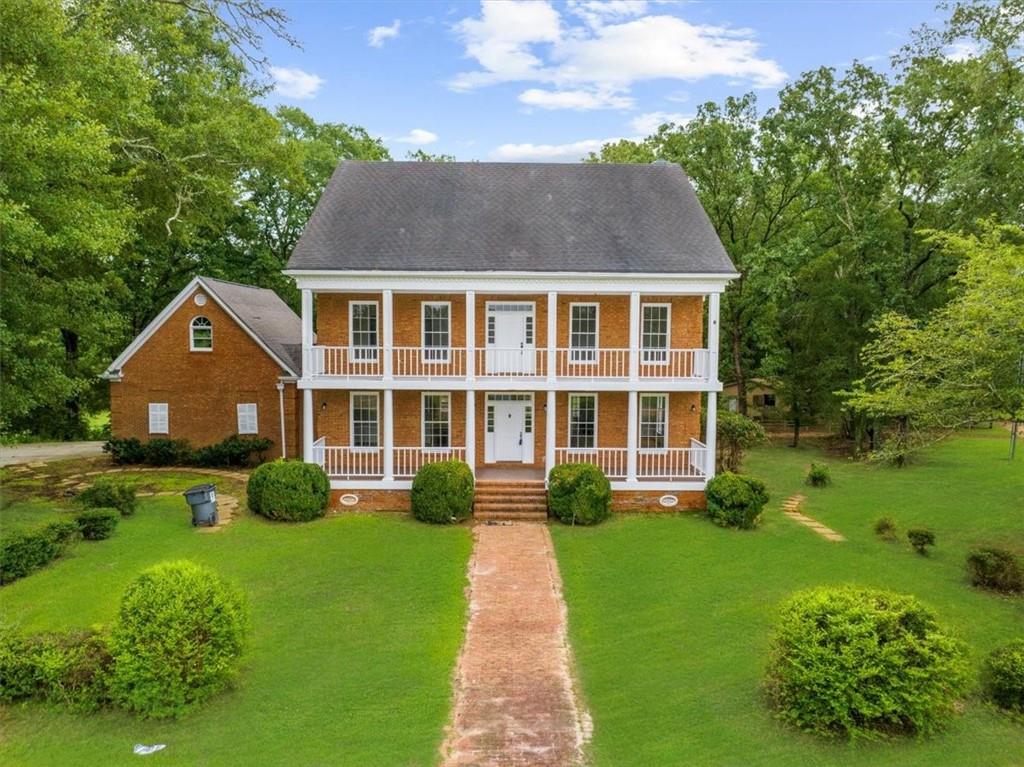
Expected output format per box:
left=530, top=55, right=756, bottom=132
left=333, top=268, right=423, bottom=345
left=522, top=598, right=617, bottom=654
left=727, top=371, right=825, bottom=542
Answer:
left=183, top=483, right=218, bottom=526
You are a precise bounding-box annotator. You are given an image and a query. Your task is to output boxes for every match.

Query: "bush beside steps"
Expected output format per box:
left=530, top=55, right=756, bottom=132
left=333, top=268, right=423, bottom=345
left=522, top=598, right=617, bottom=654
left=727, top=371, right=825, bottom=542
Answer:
left=547, top=463, right=611, bottom=526
left=411, top=460, right=474, bottom=524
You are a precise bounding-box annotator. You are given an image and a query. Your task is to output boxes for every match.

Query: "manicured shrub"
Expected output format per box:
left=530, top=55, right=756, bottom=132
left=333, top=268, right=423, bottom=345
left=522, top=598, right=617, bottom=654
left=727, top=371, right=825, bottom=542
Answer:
left=765, top=586, right=969, bottom=739
left=547, top=463, right=611, bottom=526
left=981, top=640, right=1024, bottom=714
left=874, top=516, right=898, bottom=540
left=716, top=411, right=768, bottom=473
left=247, top=460, right=329, bottom=522
left=0, top=624, right=36, bottom=702
left=966, top=548, right=1024, bottom=594
left=142, top=438, right=193, bottom=466
left=908, top=528, right=936, bottom=555
left=193, top=434, right=273, bottom=468
left=103, top=437, right=145, bottom=465
left=411, top=460, right=475, bottom=524
left=705, top=472, right=768, bottom=530
left=75, top=508, right=120, bottom=540
left=0, top=520, right=80, bottom=584
left=805, top=462, right=831, bottom=487
left=110, top=560, right=247, bottom=718
left=77, top=476, right=137, bottom=517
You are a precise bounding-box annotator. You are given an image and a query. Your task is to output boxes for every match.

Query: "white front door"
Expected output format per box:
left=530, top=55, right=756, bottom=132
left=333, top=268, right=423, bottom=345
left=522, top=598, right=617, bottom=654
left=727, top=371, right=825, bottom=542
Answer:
left=493, top=400, right=525, bottom=461
left=486, top=304, right=536, bottom=374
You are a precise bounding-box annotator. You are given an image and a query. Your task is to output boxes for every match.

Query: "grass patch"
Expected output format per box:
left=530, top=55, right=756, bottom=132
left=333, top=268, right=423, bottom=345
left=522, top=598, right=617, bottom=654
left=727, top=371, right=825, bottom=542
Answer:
left=1, top=496, right=471, bottom=766
left=553, top=430, right=1023, bottom=766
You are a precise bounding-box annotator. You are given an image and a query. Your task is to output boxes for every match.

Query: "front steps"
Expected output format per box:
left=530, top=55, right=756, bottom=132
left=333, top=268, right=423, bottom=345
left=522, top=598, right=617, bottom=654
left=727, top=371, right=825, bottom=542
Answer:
left=473, top=479, right=548, bottom=521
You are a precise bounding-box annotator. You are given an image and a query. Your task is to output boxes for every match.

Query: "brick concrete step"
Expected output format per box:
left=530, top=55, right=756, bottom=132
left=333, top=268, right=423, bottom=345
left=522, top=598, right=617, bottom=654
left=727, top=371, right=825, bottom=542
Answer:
left=475, top=482, right=546, bottom=492
left=474, top=492, right=548, bottom=504
left=474, top=501, right=548, bottom=513
left=474, top=510, right=548, bottom=521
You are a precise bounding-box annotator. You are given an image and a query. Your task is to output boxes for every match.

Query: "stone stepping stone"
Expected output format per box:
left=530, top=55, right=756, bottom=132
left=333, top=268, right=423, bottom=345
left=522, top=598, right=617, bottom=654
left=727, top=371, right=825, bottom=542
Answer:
left=781, top=494, right=845, bottom=542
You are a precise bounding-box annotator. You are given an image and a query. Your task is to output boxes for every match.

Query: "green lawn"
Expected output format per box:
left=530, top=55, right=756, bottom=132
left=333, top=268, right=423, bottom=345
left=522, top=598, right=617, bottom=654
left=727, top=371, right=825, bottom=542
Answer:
left=0, top=490, right=472, bottom=766
left=552, top=430, right=1024, bottom=766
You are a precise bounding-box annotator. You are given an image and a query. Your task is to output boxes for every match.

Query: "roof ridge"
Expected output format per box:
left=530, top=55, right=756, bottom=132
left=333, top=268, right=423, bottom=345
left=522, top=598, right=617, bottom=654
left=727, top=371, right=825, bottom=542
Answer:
left=200, top=275, right=280, bottom=293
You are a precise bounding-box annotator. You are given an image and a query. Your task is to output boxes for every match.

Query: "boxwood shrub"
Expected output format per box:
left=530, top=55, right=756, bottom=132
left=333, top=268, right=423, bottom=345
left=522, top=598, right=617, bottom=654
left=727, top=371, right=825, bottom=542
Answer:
left=104, top=435, right=272, bottom=468
left=0, top=520, right=80, bottom=584
left=110, top=560, right=247, bottom=718
left=705, top=472, right=768, bottom=529
left=765, top=586, right=969, bottom=739
left=547, top=463, right=611, bottom=526
left=966, top=547, right=1024, bottom=594
left=981, top=639, right=1024, bottom=714
left=411, top=460, right=474, bottom=524
left=805, top=462, right=831, bottom=487
left=78, top=476, right=137, bottom=517
left=192, top=435, right=273, bottom=468
left=247, top=460, right=330, bottom=522
left=75, top=508, right=120, bottom=540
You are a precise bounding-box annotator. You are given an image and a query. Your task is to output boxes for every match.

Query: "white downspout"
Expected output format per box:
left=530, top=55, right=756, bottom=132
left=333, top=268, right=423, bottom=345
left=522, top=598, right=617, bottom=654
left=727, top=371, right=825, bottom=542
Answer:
left=276, top=381, right=287, bottom=459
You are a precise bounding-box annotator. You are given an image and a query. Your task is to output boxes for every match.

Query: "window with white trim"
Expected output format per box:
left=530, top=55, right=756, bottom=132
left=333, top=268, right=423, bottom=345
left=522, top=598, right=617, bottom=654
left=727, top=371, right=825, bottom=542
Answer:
left=639, top=394, right=668, bottom=449
left=568, top=394, right=597, bottom=449
left=422, top=302, right=450, bottom=362
left=148, top=403, right=168, bottom=434
left=190, top=316, right=212, bottom=351
left=422, top=393, right=450, bottom=449
left=641, top=304, right=670, bottom=363
left=236, top=403, right=258, bottom=434
left=350, top=393, right=379, bottom=448
left=349, top=302, right=378, bottom=361
left=569, top=304, right=598, bottom=363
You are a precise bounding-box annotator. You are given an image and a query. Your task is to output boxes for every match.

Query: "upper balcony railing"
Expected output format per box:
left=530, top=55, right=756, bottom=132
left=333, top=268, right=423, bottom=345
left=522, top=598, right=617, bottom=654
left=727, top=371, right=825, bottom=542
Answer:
left=310, top=345, right=710, bottom=381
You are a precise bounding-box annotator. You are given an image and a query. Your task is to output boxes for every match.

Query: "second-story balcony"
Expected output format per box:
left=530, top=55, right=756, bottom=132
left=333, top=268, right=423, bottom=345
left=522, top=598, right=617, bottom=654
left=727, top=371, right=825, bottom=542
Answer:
left=309, top=345, right=711, bottom=382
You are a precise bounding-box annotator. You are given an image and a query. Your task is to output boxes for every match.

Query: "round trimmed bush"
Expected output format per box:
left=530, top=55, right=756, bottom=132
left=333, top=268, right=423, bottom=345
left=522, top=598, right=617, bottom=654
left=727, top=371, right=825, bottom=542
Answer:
left=110, top=560, right=247, bottom=718
left=75, top=508, right=120, bottom=540
left=77, top=477, right=137, bottom=517
left=966, top=548, right=1023, bottom=594
left=247, top=460, right=329, bottom=522
left=765, top=586, right=969, bottom=739
left=547, top=463, right=611, bottom=526
left=705, top=472, right=768, bottom=529
left=981, top=639, right=1024, bottom=714
left=411, top=460, right=474, bottom=524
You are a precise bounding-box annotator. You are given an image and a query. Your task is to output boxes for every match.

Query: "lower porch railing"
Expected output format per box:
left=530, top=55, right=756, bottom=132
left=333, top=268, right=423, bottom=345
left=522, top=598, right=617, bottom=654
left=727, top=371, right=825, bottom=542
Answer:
left=313, top=445, right=466, bottom=479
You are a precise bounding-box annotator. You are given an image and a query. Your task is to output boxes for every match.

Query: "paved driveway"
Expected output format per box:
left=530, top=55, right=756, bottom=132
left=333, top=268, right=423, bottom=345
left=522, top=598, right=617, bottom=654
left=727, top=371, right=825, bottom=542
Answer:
left=0, top=441, right=105, bottom=466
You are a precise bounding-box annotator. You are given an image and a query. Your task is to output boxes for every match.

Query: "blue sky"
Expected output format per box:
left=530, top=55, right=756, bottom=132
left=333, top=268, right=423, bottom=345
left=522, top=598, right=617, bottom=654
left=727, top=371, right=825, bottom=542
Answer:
left=259, top=1, right=944, bottom=161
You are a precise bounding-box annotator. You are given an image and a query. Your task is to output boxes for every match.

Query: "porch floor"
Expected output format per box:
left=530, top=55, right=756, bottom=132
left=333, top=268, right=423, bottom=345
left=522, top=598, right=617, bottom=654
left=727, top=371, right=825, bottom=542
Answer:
left=476, top=466, right=545, bottom=481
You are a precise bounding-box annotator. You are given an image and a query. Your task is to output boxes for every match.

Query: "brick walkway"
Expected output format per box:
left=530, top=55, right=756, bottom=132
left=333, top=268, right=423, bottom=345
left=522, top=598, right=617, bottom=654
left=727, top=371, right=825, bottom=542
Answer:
left=442, top=522, right=591, bottom=767
left=781, top=494, right=846, bottom=542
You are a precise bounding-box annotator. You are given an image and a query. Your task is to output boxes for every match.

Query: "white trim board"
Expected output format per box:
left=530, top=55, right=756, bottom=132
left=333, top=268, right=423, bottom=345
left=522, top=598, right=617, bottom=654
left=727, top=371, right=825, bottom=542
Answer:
left=102, top=276, right=298, bottom=379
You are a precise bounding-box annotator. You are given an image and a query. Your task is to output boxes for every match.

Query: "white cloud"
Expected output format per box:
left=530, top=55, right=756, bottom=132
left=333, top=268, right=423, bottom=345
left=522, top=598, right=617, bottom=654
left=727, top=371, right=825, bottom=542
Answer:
left=368, top=19, right=401, bottom=47
left=629, top=111, right=691, bottom=135
left=519, top=87, right=632, bottom=110
left=395, top=128, right=439, bottom=145
left=491, top=138, right=621, bottom=161
left=448, top=2, right=786, bottom=101
left=945, top=40, right=979, bottom=62
left=270, top=67, right=324, bottom=100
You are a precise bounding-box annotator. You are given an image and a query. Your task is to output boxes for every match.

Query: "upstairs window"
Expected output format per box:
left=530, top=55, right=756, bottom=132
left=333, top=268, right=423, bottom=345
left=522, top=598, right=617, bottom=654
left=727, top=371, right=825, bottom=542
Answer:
left=569, top=304, right=598, bottom=363
left=641, top=304, right=670, bottom=364
left=568, top=393, right=597, bottom=449
left=349, top=301, right=378, bottom=361
left=422, top=302, right=451, bottom=362
left=148, top=403, right=169, bottom=434
left=350, top=393, right=379, bottom=448
left=190, top=316, right=212, bottom=351
left=236, top=403, right=258, bottom=434
left=639, top=394, right=668, bottom=450
left=422, top=393, right=450, bottom=449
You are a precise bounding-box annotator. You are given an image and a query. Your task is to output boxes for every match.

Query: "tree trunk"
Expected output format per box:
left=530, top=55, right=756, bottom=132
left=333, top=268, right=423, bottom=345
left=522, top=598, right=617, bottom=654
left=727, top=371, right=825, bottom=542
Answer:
left=731, top=325, right=747, bottom=415
left=61, top=328, right=81, bottom=440
left=792, top=413, right=801, bottom=448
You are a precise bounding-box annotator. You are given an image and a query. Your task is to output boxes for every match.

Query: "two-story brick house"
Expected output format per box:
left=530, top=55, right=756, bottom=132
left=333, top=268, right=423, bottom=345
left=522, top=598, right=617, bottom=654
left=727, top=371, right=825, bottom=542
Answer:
left=287, top=161, right=736, bottom=513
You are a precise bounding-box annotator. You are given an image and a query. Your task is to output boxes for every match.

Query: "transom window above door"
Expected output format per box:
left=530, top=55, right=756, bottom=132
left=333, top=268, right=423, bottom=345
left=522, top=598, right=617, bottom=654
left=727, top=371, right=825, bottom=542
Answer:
left=349, top=301, right=379, bottom=362
left=569, top=304, right=598, bottom=363
left=422, top=302, right=450, bottom=363
left=641, top=304, right=670, bottom=364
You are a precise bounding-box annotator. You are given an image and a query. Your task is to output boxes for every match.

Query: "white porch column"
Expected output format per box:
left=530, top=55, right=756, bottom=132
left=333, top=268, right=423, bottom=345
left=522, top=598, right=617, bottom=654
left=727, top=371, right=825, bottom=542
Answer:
left=383, top=389, right=394, bottom=480
left=465, top=290, right=475, bottom=379
left=382, top=289, right=394, bottom=380
left=705, top=391, right=718, bottom=480
left=301, top=289, right=314, bottom=377
left=707, top=292, right=721, bottom=383
left=628, top=291, right=641, bottom=381
left=626, top=390, right=638, bottom=481
left=546, top=291, right=557, bottom=381
left=465, top=390, right=476, bottom=476
left=302, top=387, right=314, bottom=463
left=545, top=390, right=556, bottom=479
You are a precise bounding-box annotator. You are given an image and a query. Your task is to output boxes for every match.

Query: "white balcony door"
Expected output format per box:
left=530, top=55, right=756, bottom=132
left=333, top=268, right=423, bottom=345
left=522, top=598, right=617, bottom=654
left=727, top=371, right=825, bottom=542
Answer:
left=486, top=303, right=535, bottom=374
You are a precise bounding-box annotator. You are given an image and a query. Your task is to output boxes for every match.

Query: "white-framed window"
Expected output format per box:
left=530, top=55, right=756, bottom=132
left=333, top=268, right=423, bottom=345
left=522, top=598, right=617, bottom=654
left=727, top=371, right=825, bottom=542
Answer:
left=422, top=392, right=450, bottom=449
left=639, top=393, right=668, bottom=450
left=349, top=301, right=379, bottom=362
left=236, top=403, right=258, bottom=434
left=568, top=393, right=598, bottom=449
left=569, top=303, right=599, bottom=363
left=350, top=392, right=379, bottom=449
left=641, top=304, right=670, bottom=364
left=190, top=316, right=212, bottom=351
left=148, top=403, right=168, bottom=434
left=422, top=302, right=451, bottom=363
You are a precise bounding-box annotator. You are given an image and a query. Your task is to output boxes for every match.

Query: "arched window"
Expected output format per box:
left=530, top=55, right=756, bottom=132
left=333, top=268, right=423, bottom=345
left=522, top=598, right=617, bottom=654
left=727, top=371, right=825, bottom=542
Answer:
left=190, top=316, right=212, bottom=351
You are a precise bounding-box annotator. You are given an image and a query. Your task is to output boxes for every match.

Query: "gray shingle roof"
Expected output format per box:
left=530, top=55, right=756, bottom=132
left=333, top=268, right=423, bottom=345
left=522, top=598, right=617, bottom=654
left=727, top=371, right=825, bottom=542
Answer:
left=201, top=278, right=302, bottom=375
left=287, top=161, right=736, bottom=275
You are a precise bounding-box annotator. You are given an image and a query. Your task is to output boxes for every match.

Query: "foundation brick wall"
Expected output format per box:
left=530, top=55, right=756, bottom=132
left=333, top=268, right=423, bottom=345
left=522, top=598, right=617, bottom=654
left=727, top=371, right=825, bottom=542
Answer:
left=110, top=286, right=300, bottom=459
left=329, top=488, right=410, bottom=513
left=611, top=489, right=706, bottom=512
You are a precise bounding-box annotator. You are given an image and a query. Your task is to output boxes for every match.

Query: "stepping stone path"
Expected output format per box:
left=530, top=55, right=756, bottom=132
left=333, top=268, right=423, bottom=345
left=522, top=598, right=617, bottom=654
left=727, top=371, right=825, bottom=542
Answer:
left=442, top=522, right=591, bottom=767
left=781, top=494, right=845, bottom=542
